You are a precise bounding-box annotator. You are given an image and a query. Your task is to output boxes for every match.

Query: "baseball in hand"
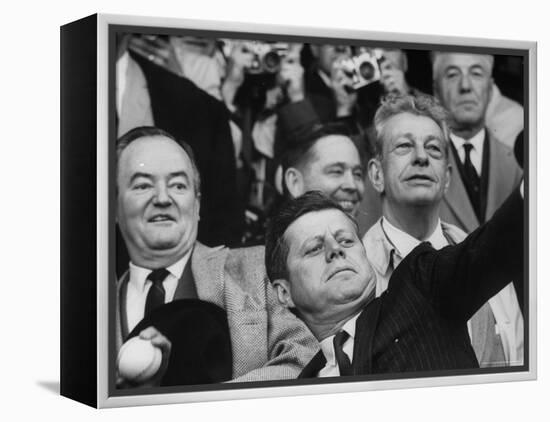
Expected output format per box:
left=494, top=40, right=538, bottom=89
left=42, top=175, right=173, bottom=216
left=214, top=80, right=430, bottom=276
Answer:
left=117, top=337, right=163, bottom=383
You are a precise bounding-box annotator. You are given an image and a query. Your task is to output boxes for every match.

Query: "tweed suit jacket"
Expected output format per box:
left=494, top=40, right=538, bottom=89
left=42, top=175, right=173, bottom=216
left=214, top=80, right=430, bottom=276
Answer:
left=440, top=131, right=522, bottom=234
left=116, top=243, right=319, bottom=382
left=300, top=189, right=523, bottom=377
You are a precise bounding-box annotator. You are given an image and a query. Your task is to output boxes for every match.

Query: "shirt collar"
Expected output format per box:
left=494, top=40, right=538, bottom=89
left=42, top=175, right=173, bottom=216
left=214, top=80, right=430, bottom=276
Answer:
left=382, top=216, right=448, bottom=259
left=319, top=313, right=360, bottom=367
left=128, top=251, right=191, bottom=293
left=450, top=128, right=485, bottom=154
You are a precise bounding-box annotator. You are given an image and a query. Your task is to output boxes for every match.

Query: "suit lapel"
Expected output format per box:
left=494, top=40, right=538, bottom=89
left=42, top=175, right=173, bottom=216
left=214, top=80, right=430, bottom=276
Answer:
left=191, top=242, right=227, bottom=308
left=352, top=299, right=382, bottom=375
left=173, top=257, right=198, bottom=300
left=443, top=150, right=480, bottom=232
left=116, top=272, right=130, bottom=351
left=484, top=134, right=517, bottom=219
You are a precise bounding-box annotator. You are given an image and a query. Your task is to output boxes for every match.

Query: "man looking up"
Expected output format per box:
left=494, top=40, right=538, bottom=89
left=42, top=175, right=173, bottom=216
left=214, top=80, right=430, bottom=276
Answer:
left=364, top=94, right=523, bottom=367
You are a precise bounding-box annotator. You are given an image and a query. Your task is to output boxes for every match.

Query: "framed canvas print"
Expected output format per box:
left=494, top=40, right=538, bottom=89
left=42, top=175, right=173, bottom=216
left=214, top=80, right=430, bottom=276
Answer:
left=60, top=13, right=536, bottom=408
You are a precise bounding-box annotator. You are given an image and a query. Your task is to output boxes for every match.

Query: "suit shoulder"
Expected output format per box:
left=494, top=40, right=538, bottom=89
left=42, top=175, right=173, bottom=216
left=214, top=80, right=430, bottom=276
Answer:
left=489, top=133, right=515, bottom=156
left=224, top=246, right=267, bottom=288
left=227, top=245, right=265, bottom=260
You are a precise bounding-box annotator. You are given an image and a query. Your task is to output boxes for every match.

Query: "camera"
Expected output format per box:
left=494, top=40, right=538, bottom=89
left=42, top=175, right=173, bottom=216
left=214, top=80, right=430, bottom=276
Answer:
left=244, top=41, right=290, bottom=74
left=338, top=50, right=382, bottom=91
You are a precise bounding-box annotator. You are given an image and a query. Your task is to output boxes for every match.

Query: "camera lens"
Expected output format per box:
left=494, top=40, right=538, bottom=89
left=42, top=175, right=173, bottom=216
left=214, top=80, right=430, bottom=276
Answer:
left=263, top=51, right=281, bottom=73
left=359, top=61, right=375, bottom=81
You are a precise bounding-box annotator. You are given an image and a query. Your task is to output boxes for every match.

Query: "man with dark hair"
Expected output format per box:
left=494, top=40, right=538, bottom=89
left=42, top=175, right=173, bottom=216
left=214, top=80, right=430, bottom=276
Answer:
left=116, top=126, right=317, bottom=386
left=265, top=187, right=523, bottom=377
left=364, top=94, right=523, bottom=367
left=280, top=122, right=365, bottom=216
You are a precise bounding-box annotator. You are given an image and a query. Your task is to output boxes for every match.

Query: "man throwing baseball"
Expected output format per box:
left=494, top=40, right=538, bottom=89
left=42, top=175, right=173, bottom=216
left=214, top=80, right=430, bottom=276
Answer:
left=115, top=126, right=318, bottom=387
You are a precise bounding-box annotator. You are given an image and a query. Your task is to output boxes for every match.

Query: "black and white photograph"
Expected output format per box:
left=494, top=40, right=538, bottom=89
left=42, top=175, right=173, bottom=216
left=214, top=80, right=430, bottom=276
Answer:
left=46, top=2, right=545, bottom=419
left=78, top=17, right=534, bottom=405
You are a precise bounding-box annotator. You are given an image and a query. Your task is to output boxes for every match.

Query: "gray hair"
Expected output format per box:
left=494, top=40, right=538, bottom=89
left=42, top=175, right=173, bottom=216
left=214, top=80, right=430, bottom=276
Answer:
left=373, top=93, right=451, bottom=159
left=431, top=52, right=494, bottom=81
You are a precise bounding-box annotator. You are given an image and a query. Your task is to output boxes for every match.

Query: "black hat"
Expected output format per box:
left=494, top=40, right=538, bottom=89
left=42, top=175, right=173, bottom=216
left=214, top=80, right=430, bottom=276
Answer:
left=128, top=299, right=233, bottom=386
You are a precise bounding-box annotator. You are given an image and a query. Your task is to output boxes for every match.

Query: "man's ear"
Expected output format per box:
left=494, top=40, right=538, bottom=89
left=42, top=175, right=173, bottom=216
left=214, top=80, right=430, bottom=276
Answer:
left=284, top=167, right=305, bottom=198
left=272, top=279, right=295, bottom=308
left=443, top=163, right=452, bottom=194
left=368, top=158, right=385, bottom=194
left=432, top=80, right=440, bottom=100
left=488, top=77, right=495, bottom=99
left=195, top=193, right=201, bottom=222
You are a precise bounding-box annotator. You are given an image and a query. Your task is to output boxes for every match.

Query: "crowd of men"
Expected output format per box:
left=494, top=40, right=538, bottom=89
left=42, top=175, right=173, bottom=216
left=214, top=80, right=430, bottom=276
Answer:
left=114, top=33, right=525, bottom=387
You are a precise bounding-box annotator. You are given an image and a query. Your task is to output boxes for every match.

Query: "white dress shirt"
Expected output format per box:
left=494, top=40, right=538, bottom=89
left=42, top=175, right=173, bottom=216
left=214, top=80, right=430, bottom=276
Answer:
left=381, top=217, right=523, bottom=366
left=125, top=252, right=191, bottom=333
left=450, top=129, right=485, bottom=175
left=318, top=313, right=360, bottom=377
left=382, top=217, right=448, bottom=265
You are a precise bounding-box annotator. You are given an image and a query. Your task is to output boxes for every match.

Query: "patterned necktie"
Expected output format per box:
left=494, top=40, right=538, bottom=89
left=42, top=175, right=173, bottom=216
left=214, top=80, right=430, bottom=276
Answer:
left=333, top=330, right=353, bottom=376
left=144, top=268, right=170, bottom=317
left=463, top=143, right=481, bottom=218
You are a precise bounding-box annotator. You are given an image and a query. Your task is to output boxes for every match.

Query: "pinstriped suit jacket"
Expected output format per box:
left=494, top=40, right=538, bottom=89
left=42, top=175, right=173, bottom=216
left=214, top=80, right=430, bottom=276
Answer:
left=117, top=243, right=319, bottom=382
left=300, top=189, right=523, bottom=377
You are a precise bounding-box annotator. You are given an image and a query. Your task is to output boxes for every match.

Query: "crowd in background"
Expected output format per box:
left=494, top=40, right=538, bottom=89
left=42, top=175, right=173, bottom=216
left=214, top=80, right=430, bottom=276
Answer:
left=116, top=33, right=524, bottom=258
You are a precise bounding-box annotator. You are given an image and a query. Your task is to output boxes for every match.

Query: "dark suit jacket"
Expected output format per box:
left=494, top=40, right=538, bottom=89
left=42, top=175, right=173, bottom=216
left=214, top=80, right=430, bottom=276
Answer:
left=440, top=131, right=522, bottom=233
left=300, top=188, right=523, bottom=377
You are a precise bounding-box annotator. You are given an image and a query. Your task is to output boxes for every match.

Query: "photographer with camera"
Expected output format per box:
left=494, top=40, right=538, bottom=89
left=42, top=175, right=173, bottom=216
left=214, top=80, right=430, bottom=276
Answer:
left=378, top=49, right=422, bottom=96
left=216, top=41, right=307, bottom=244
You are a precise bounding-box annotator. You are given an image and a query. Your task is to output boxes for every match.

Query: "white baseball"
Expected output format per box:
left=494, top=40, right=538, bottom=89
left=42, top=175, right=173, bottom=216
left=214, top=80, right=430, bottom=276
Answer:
left=117, top=337, right=163, bottom=383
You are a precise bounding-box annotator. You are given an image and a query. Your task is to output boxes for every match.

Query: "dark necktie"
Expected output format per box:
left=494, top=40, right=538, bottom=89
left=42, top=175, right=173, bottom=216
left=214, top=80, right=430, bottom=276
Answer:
left=333, top=330, right=353, bottom=376
left=463, top=143, right=481, bottom=218
left=144, top=268, right=170, bottom=317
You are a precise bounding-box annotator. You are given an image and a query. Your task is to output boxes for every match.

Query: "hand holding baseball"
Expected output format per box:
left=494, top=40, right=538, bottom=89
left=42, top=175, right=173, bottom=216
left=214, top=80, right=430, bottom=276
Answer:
left=117, top=326, right=172, bottom=387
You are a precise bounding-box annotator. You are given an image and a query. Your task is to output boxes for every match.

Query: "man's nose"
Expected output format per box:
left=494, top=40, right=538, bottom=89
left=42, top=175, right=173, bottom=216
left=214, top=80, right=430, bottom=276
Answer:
left=412, top=144, right=429, bottom=166
left=459, top=74, right=473, bottom=92
left=326, top=237, right=346, bottom=262
left=153, top=184, right=171, bottom=206
left=341, top=171, right=358, bottom=191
